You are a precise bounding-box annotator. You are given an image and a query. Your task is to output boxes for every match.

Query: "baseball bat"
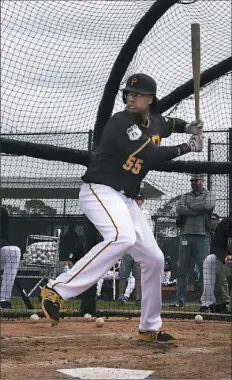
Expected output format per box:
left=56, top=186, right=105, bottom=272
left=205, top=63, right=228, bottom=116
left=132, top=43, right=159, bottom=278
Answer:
left=15, top=278, right=34, bottom=310
left=191, top=23, right=201, bottom=120
left=112, top=265, right=116, bottom=301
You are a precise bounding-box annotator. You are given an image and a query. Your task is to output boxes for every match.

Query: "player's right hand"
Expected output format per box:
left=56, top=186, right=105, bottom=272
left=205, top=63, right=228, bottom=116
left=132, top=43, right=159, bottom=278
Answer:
left=187, top=134, right=204, bottom=152
left=185, top=119, right=203, bottom=135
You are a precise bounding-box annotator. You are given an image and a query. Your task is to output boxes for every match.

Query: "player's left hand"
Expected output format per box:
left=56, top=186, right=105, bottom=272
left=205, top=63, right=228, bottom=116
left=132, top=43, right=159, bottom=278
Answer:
left=185, top=119, right=203, bottom=135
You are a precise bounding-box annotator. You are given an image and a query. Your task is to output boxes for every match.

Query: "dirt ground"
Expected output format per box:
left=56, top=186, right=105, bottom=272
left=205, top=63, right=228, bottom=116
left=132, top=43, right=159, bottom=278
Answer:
left=1, top=317, right=231, bottom=379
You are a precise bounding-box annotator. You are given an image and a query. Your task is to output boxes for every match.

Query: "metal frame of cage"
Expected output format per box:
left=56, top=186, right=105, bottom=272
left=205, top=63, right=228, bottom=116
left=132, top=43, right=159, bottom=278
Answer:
left=18, top=229, right=61, bottom=297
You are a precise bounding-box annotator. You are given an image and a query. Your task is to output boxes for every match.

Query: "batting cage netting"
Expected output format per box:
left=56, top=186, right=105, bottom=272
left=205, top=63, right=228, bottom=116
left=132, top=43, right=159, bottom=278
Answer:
left=1, top=0, right=232, bottom=320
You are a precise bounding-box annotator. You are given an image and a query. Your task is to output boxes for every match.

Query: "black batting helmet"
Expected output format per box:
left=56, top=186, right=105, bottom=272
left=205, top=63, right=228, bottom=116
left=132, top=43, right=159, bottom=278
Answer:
left=122, top=73, right=156, bottom=99
left=122, top=73, right=158, bottom=112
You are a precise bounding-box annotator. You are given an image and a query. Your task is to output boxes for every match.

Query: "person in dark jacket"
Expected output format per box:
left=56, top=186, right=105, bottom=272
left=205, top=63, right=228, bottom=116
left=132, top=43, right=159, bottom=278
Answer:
left=210, top=213, right=230, bottom=308
left=172, top=174, right=215, bottom=308
left=59, top=224, right=80, bottom=261
left=200, top=213, right=232, bottom=312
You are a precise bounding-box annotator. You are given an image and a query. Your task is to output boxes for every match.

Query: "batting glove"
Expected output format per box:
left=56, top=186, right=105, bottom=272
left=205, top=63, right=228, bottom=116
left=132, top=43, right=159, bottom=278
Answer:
left=187, top=134, right=204, bottom=152
left=185, top=119, right=203, bottom=135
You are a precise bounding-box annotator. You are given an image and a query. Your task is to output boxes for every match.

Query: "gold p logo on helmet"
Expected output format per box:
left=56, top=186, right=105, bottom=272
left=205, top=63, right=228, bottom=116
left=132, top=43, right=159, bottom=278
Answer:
left=131, top=78, right=137, bottom=86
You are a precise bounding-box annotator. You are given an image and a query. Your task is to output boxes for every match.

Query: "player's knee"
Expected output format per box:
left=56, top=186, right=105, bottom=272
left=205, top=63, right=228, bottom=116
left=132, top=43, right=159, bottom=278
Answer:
left=152, top=250, right=164, bottom=271
left=143, top=248, right=164, bottom=272
left=117, top=229, right=136, bottom=250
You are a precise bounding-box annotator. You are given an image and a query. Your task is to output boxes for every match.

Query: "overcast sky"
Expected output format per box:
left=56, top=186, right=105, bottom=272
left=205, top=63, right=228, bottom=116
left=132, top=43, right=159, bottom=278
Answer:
left=1, top=0, right=231, bottom=216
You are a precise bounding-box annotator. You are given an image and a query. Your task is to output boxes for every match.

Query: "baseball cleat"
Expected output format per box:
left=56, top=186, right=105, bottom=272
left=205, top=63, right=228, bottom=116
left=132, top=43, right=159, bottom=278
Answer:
left=116, top=296, right=128, bottom=304
left=135, top=298, right=141, bottom=308
left=41, top=286, right=63, bottom=326
left=138, top=329, right=176, bottom=343
left=198, top=304, right=216, bottom=313
left=171, top=300, right=184, bottom=308
left=0, top=301, right=13, bottom=309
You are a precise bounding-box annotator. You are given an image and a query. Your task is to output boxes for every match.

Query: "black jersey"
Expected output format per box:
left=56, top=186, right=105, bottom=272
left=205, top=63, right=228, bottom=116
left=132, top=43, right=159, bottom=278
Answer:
left=82, top=110, right=187, bottom=198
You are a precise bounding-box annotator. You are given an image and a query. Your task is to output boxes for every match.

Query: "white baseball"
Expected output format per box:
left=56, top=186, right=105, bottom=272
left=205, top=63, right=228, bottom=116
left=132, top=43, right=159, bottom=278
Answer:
left=195, top=314, right=203, bottom=323
left=96, top=317, right=104, bottom=327
left=83, top=313, right=92, bottom=321
left=30, top=313, right=40, bottom=321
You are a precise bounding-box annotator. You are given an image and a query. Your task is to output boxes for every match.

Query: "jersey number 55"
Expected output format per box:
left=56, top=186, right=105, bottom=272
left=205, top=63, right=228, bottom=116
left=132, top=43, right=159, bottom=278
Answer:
left=123, top=157, right=143, bottom=175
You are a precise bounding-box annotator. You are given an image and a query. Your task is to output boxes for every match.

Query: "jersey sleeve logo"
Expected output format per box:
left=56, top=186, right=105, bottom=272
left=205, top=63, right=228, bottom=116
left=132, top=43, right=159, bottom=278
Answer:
left=126, top=124, right=142, bottom=141
left=151, top=134, right=161, bottom=146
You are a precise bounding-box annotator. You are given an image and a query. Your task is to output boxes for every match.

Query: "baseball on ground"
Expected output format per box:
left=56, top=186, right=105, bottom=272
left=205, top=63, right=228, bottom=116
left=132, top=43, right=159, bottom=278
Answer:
left=30, top=313, right=40, bottom=321
left=83, top=313, right=92, bottom=321
left=195, top=314, right=203, bottom=323
left=96, top=317, right=104, bottom=327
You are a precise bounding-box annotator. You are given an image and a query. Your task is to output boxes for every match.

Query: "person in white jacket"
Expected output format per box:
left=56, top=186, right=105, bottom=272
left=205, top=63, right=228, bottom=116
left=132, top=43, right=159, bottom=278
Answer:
left=0, top=206, right=21, bottom=309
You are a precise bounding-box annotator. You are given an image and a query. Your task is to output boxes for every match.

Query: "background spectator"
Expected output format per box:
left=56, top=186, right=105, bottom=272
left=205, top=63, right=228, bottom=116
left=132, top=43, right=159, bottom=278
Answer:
left=117, top=254, right=141, bottom=305
left=210, top=213, right=220, bottom=242
left=200, top=213, right=232, bottom=313
left=117, top=194, right=152, bottom=307
left=211, top=213, right=230, bottom=307
left=59, top=224, right=80, bottom=260
left=172, top=174, right=215, bottom=308
left=96, top=261, right=136, bottom=300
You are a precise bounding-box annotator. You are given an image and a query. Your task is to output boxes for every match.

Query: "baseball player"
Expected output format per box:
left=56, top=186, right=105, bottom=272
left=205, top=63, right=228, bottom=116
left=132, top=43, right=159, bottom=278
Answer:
left=0, top=206, right=21, bottom=309
left=41, top=73, right=204, bottom=342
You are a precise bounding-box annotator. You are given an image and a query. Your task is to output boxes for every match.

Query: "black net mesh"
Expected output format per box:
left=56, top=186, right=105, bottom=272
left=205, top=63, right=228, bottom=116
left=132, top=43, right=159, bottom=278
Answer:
left=1, top=1, right=231, bottom=319
left=1, top=0, right=231, bottom=207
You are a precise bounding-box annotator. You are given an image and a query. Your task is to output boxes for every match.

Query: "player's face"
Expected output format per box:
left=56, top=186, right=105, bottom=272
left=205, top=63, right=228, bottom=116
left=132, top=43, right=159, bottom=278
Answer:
left=190, top=176, right=204, bottom=192
left=126, top=92, right=153, bottom=113
left=211, top=215, right=219, bottom=230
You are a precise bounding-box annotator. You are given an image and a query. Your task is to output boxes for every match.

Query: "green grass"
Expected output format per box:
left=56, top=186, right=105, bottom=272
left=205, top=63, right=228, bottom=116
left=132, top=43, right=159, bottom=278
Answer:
left=10, top=296, right=199, bottom=313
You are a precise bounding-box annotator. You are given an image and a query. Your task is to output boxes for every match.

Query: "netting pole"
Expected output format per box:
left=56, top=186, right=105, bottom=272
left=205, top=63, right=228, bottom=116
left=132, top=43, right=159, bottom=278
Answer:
left=207, top=138, right=212, bottom=191
left=228, top=128, right=232, bottom=214
left=88, top=129, right=93, bottom=151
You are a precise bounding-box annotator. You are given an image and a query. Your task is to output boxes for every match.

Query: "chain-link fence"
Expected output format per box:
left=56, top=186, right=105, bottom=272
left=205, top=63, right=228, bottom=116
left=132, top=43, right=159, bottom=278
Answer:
left=1, top=128, right=231, bottom=319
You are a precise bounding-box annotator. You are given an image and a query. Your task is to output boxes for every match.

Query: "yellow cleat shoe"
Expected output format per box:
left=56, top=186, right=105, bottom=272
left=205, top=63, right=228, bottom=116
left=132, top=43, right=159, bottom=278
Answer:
left=41, top=286, right=64, bottom=326
left=138, top=329, right=175, bottom=343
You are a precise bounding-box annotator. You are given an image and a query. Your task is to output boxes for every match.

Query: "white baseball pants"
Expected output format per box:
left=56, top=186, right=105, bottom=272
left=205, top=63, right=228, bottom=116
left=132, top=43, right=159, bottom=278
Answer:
left=0, top=246, right=21, bottom=302
left=48, top=183, right=164, bottom=331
